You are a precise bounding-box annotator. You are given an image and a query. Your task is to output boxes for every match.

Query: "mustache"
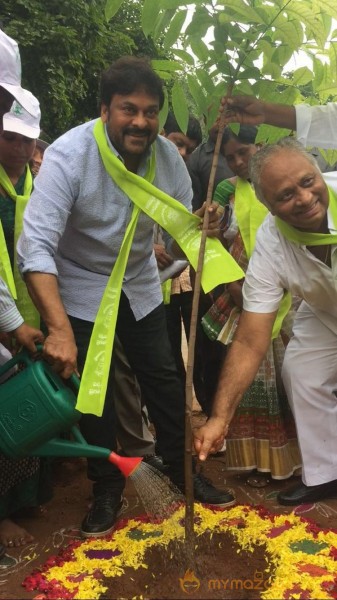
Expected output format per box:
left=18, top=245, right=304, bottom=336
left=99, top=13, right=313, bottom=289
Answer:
left=124, top=127, right=151, bottom=136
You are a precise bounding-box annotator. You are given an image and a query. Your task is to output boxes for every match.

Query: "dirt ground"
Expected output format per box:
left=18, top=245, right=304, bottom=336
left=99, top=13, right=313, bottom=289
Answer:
left=2, top=405, right=337, bottom=600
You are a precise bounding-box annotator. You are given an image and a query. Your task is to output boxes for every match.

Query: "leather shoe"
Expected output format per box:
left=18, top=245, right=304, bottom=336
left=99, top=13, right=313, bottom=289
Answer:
left=142, top=454, right=168, bottom=473
left=81, top=492, right=123, bottom=537
left=278, top=479, right=337, bottom=506
left=172, top=472, right=236, bottom=508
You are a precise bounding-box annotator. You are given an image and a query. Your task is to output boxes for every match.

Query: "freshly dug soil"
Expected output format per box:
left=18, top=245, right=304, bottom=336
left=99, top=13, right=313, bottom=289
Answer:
left=100, top=531, right=271, bottom=599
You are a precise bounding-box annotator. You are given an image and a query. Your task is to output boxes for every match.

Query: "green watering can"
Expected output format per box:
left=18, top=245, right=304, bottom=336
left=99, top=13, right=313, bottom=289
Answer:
left=0, top=347, right=142, bottom=478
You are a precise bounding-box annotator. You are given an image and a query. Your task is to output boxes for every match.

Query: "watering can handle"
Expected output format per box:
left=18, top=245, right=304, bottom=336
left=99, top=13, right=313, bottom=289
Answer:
left=0, top=343, right=81, bottom=393
left=33, top=343, right=81, bottom=393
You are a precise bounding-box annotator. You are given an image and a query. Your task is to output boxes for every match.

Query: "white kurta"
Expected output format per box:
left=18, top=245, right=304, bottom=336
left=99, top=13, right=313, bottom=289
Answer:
left=243, top=172, right=337, bottom=486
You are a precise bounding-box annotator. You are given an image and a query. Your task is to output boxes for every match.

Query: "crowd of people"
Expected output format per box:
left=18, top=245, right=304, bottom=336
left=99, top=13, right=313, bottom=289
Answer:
left=1, top=21, right=337, bottom=563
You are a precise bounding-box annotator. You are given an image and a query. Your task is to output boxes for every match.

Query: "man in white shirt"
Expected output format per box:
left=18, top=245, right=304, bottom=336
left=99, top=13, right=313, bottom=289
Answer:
left=194, top=136, right=337, bottom=506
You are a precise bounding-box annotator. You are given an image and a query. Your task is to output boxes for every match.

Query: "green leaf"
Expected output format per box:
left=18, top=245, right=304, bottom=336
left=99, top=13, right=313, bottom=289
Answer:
left=229, top=123, right=240, bottom=135
left=185, top=8, right=213, bottom=37
left=217, top=0, right=265, bottom=24
left=151, top=59, right=183, bottom=72
left=312, top=56, right=325, bottom=90
left=271, top=44, right=294, bottom=68
left=171, top=81, right=189, bottom=133
left=105, top=0, right=124, bottom=22
left=196, top=68, right=215, bottom=95
left=286, top=4, right=326, bottom=49
left=164, top=10, right=187, bottom=50
left=187, top=74, right=207, bottom=115
left=161, top=0, right=195, bottom=8
left=205, top=99, right=220, bottom=130
left=159, top=89, right=169, bottom=132
left=261, top=60, right=282, bottom=79
left=312, top=0, right=336, bottom=18
left=153, top=9, right=175, bottom=41
left=329, top=42, right=337, bottom=82
left=141, top=0, right=162, bottom=38
left=292, top=66, right=313, bottom=86
left=189, top=38, right=210, bottom=63
left=318, top=148, right=337, bottom=167
left=255, top=124, right=292, bottom=144
left=271, top=18, right=303, bottom=50
left=252, top=79, right=279, bottom=101
left=239, top=66, right=263, bottom=81
left=172, top=48, right=195, bottom=66
left=216, top=57, right=235, bottom=80
left=234, top=79, right=255, bottom=95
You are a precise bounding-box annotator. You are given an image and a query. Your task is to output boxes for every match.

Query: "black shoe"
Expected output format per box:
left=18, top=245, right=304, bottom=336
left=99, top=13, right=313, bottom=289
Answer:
left=81, top=492, right=123, bottom=537
left=192, top=473, right=235, bottom=507
left=142, top=454, right=168, bottom=473
left=277, top=479, right=337, bottom=506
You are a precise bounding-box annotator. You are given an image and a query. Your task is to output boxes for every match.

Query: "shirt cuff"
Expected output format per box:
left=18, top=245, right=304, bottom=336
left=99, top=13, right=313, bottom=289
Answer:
left=0, top=305, right=24, bottom=332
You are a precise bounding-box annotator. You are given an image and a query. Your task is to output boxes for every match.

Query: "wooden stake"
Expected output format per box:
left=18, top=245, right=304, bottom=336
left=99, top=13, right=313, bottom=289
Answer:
left=184, top=108, right=228, bottom=562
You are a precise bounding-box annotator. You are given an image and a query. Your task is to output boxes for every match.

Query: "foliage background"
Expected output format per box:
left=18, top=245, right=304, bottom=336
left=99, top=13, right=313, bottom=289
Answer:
left=3, top=0, right=337, bottom=164
left=1, top=0, right=166, bottom=139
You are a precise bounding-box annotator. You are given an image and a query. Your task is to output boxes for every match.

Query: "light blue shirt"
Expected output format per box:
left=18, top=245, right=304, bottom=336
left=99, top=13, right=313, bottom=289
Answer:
left=17, top=119, right=193, bottom=322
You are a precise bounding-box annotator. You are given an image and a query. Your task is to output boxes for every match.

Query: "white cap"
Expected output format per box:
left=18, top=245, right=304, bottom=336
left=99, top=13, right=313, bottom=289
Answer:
left=3, top=91, right=41, bottom=139
left=0, top=29, right=37, bottom=115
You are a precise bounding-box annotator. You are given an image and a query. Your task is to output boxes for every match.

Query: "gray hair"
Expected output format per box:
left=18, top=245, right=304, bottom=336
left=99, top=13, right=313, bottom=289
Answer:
left=248, top=137, right=320, bottom=205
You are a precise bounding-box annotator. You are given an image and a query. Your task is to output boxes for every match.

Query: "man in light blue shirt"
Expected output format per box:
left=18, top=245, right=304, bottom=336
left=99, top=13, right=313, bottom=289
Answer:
left=18, top=57, right=235, bottom=537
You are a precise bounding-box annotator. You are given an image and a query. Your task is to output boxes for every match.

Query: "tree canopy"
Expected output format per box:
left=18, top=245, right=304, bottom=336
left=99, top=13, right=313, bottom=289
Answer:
left=4, top=0, right=337, bottom=164
left=2, top=0, right=166, bottom=139
left=106, top=0, right=337, bottom=163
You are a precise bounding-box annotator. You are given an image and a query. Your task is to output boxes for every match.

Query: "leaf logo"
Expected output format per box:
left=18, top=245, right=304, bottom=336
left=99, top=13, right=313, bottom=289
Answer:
left=12, top=102, right=23, bottom=115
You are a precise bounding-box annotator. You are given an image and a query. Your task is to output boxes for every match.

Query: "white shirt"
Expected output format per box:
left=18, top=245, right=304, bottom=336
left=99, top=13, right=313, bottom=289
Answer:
left=243, top=173, right=337, bottom=335
left=296, top=103, right=337, bottom=149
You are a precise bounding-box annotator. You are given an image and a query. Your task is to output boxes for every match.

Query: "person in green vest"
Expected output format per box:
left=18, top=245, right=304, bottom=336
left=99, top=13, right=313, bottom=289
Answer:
left=0, top=95, right=50, bottom=549
left=0, top=276, right=44, bottom=553
left=17, top=56, right=238, bottom=538
left=195, top=136, right=337, bottom=506
left=201, top=125, right=301, bottom=484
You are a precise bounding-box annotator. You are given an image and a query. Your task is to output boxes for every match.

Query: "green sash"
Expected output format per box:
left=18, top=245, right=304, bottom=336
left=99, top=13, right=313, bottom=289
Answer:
left=235, top=178, right=292, bottom=339
left=0, top=165, right=39, bottom=327
left=76, top=119, right=244, bottom=415
left=235, top=178, right=268, bottom=257
left=161, top=279, right=172, bottom=304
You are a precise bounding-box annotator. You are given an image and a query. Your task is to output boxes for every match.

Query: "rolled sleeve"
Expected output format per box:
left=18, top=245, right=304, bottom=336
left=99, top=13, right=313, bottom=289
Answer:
left=242, top=230, right=285, bottom=314
left=296, top=103, right=337, bottom=149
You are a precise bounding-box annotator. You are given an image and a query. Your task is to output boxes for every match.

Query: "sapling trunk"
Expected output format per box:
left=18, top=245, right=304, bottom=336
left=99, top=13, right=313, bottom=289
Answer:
left=184, top=104, right=228, bottom=560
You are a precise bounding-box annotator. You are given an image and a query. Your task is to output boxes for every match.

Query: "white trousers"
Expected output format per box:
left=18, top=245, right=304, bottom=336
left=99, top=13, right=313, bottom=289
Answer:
left=282, top=302, right=337, bottom=486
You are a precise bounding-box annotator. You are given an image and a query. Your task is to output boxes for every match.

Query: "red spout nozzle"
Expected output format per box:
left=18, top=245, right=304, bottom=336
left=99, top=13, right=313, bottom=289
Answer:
left=108, top=451, right=143, bottom=477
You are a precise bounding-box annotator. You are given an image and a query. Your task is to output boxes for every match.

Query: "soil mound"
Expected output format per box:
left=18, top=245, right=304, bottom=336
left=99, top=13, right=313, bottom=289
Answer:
left=101, top=531, right=271, bottom=599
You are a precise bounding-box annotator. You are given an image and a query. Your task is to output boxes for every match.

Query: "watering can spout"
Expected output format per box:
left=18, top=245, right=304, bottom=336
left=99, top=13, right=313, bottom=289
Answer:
left=31, top=426, right=143, bottom=478
left=108, top=452, right=142, bottom=478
